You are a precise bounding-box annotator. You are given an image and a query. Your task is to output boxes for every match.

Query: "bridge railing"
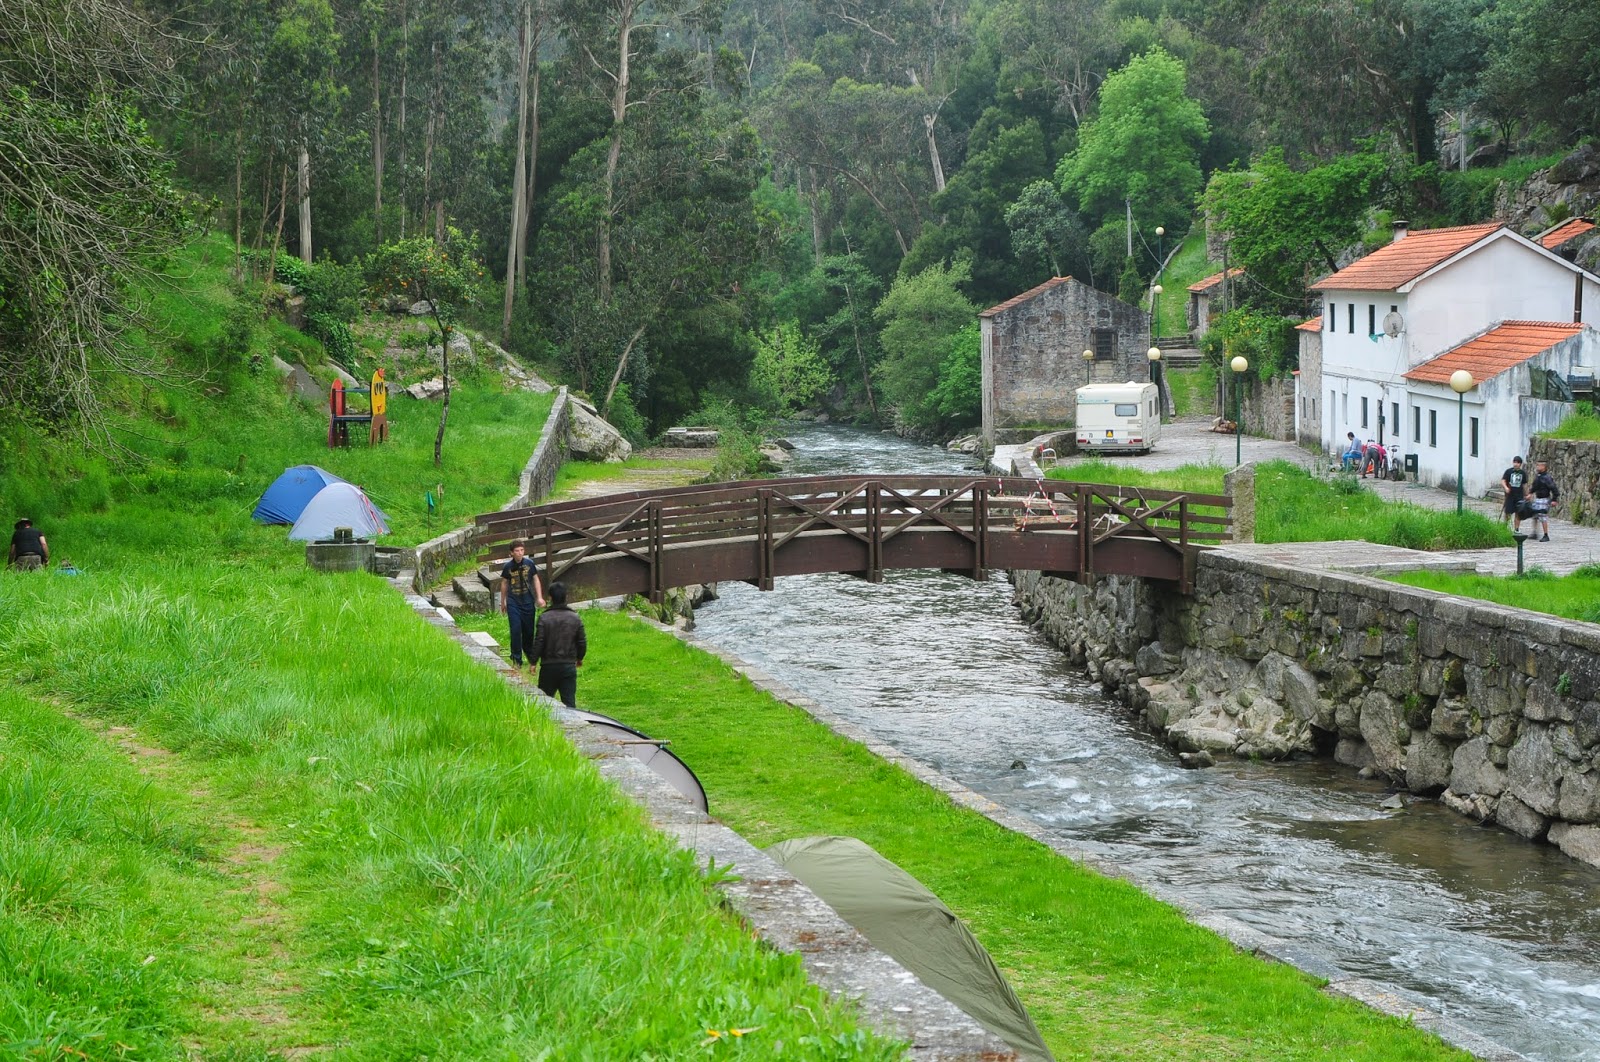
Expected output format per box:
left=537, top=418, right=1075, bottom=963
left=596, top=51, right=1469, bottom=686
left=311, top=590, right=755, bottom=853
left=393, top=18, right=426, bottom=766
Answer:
left=476, top=475, right=1232, bottom=599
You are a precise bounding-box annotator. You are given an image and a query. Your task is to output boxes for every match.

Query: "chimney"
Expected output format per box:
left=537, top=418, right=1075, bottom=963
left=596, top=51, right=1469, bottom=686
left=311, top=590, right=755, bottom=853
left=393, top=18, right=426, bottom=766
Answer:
left=1391, top=220, right=1409, bottom=243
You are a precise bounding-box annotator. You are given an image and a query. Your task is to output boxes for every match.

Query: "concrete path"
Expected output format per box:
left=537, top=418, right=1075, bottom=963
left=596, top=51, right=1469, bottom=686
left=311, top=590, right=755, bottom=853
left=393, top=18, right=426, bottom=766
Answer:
left=1000, top=417, right=1600, bottom=577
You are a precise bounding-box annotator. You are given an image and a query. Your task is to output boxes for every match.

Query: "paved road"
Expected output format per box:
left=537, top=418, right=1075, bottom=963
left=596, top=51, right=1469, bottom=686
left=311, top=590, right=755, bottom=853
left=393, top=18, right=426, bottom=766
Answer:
left=999, top=418, right=1600, bottom=577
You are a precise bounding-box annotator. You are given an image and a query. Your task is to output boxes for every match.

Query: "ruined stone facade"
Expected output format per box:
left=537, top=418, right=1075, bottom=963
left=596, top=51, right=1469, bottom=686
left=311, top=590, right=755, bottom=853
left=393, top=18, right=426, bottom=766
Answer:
left=980, top=277, right=1151, bottom=448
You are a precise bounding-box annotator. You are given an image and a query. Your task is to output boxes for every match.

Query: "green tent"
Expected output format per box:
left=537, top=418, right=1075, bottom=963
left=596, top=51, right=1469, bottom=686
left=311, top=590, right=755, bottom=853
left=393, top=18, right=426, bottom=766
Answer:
left=768, top=836, right=1054, bottom=1062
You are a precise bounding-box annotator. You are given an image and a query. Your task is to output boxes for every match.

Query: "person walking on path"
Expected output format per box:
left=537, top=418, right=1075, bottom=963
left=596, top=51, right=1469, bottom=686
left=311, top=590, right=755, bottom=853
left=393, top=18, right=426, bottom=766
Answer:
left=1501, top=456, right=1529, bottom=531
left=530, top=581, right=586, bottom=707
left=500, top=540, right=544, bottom=672
left=369, top=367, right=389, bottom=444
left=1530, top=460, right=1561, bottom=542
left=8, top=518, right=47, bottom=571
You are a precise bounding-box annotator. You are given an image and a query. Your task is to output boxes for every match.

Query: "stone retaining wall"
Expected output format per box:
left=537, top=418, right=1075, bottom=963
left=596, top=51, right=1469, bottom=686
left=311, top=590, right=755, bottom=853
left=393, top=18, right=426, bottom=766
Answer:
left=410, top=387, right=570, bottom=593
left=1013, top=551, right=1600, bottom=869
left=1528, top=436, right=1600, bottom=528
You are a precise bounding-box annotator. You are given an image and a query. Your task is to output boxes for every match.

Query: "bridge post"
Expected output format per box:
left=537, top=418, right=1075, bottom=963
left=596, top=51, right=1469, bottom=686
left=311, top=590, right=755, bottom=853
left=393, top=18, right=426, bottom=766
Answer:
left=973, top=486, right=988, bottom=579
left=757, top=489, right=773, bottom=591
left=649, top=501, right=663, bottom=603
left=867, top=481, right=883, bottom=582
left=1075, top=485, right=1092, bottom=584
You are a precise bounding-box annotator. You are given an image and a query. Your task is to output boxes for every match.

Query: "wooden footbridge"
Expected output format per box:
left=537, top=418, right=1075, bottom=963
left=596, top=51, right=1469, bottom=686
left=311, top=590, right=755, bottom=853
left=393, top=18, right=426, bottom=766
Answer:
left=476, top=476, right=1232, bottom=601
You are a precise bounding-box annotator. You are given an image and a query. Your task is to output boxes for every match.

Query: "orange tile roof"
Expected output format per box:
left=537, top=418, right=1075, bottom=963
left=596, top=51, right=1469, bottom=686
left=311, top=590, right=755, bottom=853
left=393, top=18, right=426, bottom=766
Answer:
left=1311, top=223, right=1503, bottom=292
left=1295, top=316, right=1322, bottom=332
left=1403, top=321, right=1584, bottom=385
left=980, top=276, right=1073, bottom=317
left=1538, top=217, right=1595, bottom=249
left=1188, top=268, right=1243, bottom=294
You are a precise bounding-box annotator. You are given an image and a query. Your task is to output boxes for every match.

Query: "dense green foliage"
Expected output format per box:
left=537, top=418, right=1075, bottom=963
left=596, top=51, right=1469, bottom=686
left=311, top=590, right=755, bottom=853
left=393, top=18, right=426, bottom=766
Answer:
left=8, top=0, right=1598, bottom=443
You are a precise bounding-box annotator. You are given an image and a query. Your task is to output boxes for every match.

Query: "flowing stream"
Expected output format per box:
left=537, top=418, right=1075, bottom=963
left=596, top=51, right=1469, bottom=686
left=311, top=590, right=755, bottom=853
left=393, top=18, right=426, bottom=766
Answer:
left=689, top=423, right=1600, bottom=1062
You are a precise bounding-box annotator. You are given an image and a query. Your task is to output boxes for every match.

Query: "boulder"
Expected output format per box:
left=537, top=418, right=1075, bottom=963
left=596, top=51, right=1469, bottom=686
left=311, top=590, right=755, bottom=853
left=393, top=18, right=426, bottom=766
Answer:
left=569, top=401, right=632, bottom=463
left=409, top=299, right=436, bottom=316
left=1557, top=768, right=1600, bottom=824
left=1357, top=690, right=1407, bottom=777
left=1506, top=725, right=1563, bottom=816
left=1167, top=721, right=1238, bottom=754
left=946, top=434, right=980, bottom=454
left=1449, top=736, right=1507, bottom=797
left=1441, top=789, right=1496, bottom=823
left=1547, top=822, right=1600, bottom=869
left=1494, top=793, right=1550, bottom=841
left=1404, top=729, right=1454, bottom=794
left=759, top=443, right=792, bottom=469
left=405, top=378, right=445, bottom=400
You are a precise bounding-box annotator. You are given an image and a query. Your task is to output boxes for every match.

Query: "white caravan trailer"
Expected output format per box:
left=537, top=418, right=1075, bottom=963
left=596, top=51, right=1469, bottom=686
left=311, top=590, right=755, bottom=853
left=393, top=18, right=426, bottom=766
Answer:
left=1074, top=381, right=1162, bottom=454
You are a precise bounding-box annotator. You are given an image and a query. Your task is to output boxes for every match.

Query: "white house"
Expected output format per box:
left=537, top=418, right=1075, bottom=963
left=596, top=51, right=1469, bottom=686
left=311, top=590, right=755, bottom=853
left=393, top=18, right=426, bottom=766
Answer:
left=1310, top=222, right=1600, bottom=497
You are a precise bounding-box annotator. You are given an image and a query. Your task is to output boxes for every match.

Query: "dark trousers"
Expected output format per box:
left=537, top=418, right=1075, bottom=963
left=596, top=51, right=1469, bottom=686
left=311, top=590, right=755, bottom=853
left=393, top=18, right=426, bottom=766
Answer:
left=537, top=662, right=578, bottom=707
left=507, top=600, right=537, bottom=665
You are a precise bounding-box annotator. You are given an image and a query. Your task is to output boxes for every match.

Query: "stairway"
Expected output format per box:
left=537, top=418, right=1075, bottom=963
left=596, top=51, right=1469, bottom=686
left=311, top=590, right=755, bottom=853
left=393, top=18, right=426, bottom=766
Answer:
left=429, top=566, right=502, bottom=614
left=1154, top=334, right=1203, bottom=369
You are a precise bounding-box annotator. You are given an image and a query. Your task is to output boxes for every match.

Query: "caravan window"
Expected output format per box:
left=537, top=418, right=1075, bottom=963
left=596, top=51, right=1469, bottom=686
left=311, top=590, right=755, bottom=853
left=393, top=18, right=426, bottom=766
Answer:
left=1114, top=403, right=1138, bottom=417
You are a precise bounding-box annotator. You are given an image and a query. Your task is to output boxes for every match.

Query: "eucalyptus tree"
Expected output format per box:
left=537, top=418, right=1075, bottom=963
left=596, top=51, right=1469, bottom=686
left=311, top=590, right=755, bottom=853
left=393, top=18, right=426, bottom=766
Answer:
left=983, top=0, right=1120, bottom=127
left=260, top=0, right=345, bottom=263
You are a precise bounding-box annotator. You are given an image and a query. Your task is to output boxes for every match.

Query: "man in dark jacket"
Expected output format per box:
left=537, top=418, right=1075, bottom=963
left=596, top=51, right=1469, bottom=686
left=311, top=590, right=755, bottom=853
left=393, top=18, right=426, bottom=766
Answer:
left=1529, top=460, right=1561, bottom=542
left=531, top=581, right=586, bottom=707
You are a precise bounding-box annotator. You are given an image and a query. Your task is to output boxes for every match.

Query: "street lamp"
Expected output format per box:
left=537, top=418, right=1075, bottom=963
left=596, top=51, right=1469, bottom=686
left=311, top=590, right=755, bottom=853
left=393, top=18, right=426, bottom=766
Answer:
left=1151, top=283, right=1164, bottom=338
left=1083, top=347, right=1095, bottom=383
left=1450, top=369, right=1475, bottom=514
left=1148, top=345, right=1164, bottom=424
left=1230, top=354, right=1249, bottom=466
left=1155, top=225, right=1165, bottom=271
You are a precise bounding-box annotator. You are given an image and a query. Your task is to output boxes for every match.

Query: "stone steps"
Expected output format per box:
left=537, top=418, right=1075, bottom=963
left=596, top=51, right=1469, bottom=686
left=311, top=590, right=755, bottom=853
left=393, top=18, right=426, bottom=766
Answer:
left=452, top=575, right=492, bottom=612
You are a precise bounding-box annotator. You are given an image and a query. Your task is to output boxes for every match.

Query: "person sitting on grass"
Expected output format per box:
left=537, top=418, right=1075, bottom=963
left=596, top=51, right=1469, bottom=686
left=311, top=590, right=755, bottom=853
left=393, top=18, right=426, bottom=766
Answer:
left=8, top=518, right=48, bottom=571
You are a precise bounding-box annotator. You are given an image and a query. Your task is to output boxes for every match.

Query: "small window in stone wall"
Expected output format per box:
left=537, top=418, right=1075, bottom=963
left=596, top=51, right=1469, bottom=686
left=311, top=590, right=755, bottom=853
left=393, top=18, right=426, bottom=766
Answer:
left=1092, top=328, right=1116, bottom=361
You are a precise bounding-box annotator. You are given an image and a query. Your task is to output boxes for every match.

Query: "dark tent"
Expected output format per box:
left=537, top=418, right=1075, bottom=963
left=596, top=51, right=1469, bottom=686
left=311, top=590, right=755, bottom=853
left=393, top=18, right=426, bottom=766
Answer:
left=252, top=465, right=349, bottom=525
left=572, top=710, right=708, bottom=813
left=768, top=836, right=1054, bottom=1062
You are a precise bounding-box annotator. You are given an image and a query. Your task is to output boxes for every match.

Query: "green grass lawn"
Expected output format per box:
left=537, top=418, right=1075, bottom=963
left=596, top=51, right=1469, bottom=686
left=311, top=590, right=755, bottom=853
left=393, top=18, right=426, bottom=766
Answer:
left=1047, top=460, right=1510, bottom=550
left=1164, top=364, right=1217, bottom=418
left=1388, top=564, right=1600, bottom=622
left=1154, top=227, right=1216, bottom=339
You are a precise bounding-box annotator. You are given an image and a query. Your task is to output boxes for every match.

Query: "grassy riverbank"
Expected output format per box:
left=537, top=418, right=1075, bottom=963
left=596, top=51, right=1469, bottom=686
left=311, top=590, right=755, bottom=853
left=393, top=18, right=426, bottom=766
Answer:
left=1387, top=564, right=1600, bottom=622
left=538, top=608, right=1473, bottom=1062
left=0, top=238, right=895, bottom=1058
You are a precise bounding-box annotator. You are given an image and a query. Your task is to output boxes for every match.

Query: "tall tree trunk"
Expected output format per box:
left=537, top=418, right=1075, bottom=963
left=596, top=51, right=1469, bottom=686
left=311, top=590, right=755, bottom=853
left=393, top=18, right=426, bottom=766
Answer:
left=435, top=199, right=444, bottom=244
left=598, top=10, right=638, bottom=307
left=502, top=0, right=533, bottom=346
left=422, top=39, right=440, bottom=236
left=434, top=322, right=451, bottom=467
left=233, top=127, right=244, bottom=281
left=602, top=321, right=649, bottom=415
left=297, top=142, right=313, bottom=264
left=840, top=272, right=879, bottom=423
left=806, top=165, right=825, bottom=264
left=516, top=53, right=542, bottom=287
left=398, top=0, right=409, bottom=240
left=923, top=113, right=945, bottom=194
left=373, top=31, right=384, bottom=246
left=263, top=166, right=290, bottom=299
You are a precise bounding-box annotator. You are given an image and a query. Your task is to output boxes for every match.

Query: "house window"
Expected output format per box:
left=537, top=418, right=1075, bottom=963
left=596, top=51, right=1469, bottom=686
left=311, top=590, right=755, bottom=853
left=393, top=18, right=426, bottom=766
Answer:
left=1091, top=328, right=1116, bottom=361
left=1341, top=392, right=1348, bottom=423
left=1368, top=304, right=1376, bottom=336
left=1329, top=391, right=1336, bottom=422
left=1429, top=409, right=1438, bottom=448
left=1413, top=406, right=1421, bottom=443
left=1327, top=305, right=1335, bottom=333
left=1392, top=403, right=1400, bottom=437
left=1470, top=416, right=1479, bottom=457
left=1361, top=396, right=1369, bottom=428
left=1347, top=304, right=1355, bottom=333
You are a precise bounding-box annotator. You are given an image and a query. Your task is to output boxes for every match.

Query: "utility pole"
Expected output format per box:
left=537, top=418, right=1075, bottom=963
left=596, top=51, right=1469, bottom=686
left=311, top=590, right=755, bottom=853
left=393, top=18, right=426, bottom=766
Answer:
left=1126, top=198, right=1133, bottom=259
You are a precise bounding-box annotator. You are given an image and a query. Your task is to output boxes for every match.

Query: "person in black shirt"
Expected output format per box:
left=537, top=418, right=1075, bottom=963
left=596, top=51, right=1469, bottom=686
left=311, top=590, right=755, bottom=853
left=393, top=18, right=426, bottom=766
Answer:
left=8, top=518, right=48, bottom=571
left=1529, top=460, right=1561, bottom=542
left=499, top=540, right=544, bottom=671
left=1501, top=457, right=1528, bottom=531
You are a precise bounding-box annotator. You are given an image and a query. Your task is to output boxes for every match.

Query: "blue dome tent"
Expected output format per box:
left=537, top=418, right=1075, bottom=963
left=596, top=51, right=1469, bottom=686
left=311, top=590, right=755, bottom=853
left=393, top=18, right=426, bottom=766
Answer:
left=253, top=465, right=349, bottom=525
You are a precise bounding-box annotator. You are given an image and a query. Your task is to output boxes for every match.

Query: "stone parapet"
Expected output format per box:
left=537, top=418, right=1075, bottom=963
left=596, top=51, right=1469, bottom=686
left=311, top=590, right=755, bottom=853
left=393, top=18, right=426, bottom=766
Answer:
left=1528, top=435, right=1600, bottom=527
left=1013, top=550, right=1600, bottom=868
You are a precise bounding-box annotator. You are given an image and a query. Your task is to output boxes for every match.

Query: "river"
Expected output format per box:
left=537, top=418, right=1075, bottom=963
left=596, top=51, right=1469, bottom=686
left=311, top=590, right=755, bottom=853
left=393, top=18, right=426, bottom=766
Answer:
left=689, top=422, right=1600, bottom=1062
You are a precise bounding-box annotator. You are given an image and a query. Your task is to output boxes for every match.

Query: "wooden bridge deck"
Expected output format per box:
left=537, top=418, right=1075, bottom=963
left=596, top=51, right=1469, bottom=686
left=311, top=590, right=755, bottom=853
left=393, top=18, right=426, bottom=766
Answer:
left=476, top=475, right=1232, bottom=601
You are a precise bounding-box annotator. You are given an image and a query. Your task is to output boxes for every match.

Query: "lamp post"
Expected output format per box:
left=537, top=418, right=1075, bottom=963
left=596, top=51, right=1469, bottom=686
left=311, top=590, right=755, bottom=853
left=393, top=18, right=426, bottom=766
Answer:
left=1450, top=369, right=1475, bottom=514
left=1151, top=282, right=1163, bottom=338
left=1148, top=345, right=1164, bottom=424
left=1230, top=354, right=1249, bottom=466
left=1083, top=347, right=1095, bottom=383
left=1155, top=225, right=1165, bottom=272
